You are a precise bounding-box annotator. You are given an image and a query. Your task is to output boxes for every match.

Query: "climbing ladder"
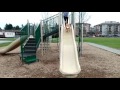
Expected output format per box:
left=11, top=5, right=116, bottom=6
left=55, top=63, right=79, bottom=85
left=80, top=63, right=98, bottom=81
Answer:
left=22, top=37, right=37, bottom=63
left=20, top=22, right=41, bottom=64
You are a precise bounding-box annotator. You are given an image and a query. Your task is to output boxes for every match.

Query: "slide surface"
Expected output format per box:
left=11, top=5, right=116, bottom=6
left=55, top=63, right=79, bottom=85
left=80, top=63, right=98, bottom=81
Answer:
left=0, top=35, right=28, bottom=54
left=60, top=25, right=81, bottom=77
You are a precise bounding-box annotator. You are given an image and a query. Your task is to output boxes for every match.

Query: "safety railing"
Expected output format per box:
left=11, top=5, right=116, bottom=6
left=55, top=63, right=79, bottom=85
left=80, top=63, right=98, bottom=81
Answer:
left=20, top=23, right=30, bottom=61
left=41, top=13, right=59, bottom=37
left=35, top=24, right=41, bottom=48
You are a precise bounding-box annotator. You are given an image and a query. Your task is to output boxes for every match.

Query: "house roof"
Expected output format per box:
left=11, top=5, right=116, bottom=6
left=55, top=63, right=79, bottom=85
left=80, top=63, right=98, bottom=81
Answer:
left=95, top=21, right=120, bottom=26
left=0, top=30, right=20, bottom=32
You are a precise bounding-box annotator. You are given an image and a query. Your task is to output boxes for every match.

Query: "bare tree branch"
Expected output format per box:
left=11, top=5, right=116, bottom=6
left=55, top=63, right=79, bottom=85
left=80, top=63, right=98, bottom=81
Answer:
left=41, top=12, right=50, bottom=20
left=81, top=12, right=91, bottom=23
left=74, top=12, right=90, bottom=23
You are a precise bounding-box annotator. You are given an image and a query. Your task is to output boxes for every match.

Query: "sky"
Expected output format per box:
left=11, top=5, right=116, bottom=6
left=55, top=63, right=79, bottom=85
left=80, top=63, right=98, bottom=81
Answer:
left=1, top=12, right=120, bottom=29
left=0, top=12, right=58, bottom=29
left=87, top=12, right=120, bottom=27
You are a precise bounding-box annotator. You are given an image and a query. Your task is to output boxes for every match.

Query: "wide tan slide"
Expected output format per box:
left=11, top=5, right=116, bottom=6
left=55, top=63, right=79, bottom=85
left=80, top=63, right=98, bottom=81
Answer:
left=59, top=24, right=81, bottom=78
left=0, top=35, right=28, bottom=54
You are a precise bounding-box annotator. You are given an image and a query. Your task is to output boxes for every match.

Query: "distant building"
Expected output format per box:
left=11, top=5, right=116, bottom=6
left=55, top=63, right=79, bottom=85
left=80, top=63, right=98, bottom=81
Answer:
left=93, top=21, right=120, bottom=36
left=75, top=23, right=91, bottom=36
left=90, top=27, right=95, bottom=32
left=0, top=30, right=5, bottom=38
left=4, top=32, right=15, bottom=38
left=0, top=30, right=20, bottom=38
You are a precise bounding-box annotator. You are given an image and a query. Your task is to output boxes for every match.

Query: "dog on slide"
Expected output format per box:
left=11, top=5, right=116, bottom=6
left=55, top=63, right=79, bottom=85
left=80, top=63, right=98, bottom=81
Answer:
left=65, top=24, right=70, bottom=32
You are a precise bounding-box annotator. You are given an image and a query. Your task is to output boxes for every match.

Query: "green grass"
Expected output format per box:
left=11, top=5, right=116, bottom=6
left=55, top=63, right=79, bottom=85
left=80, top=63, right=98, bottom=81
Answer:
left=2, top=37, right=118, bottom=49
left=0, top=42, right=12, bottom=47
left=51, top=38, right=59, bottom=43
left=82, top=37, right=120, bottom=49
left=0, top=38, right=17, bottom=47
left=1, top=38, right=16, bottom=41
left=52, top=37, right=120, bottom=49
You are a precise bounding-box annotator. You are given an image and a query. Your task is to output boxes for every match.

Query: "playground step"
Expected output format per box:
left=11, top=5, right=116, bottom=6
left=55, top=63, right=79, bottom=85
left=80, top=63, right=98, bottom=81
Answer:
left=25, top=43, right=36, bottom=46
left=23, top=55, right=39, bottom=64
left=29, top=38, right=36, bottom=40
left=24, top=50, right=36, bottom=53
left=24, top=48, right=36, bottom=51
left=20, top=37, right=37, bottom=64
left=28, top=37, right=35, bottom=41
left=22, top=53, right=36, bottom=57
left=20, top=53, right=36, bottom=59
left=27, top=41, right=36, bottom=43
left=24, top=46, right=36, bottom=49
left=27, top=39, right=36, bottom=42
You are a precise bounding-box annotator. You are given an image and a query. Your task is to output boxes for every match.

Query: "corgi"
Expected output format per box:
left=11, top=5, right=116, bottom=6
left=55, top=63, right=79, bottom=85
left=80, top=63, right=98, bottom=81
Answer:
left=65, top=24, right=70, bottom=32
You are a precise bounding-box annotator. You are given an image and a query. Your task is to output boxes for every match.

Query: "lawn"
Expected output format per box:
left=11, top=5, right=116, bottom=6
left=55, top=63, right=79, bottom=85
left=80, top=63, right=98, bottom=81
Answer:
left=52, top=37, right=120, bottom=49
left=82, top=37, right=120, bottom=49
left=1, top=37, right=119, bottom=49
left=0, top=38, right=16, bottom=47
left=51, top=38, right=59, bottom=43
left=0, top=42, right=12, bottom=47
left=1, top=37, right=59, bottom=47
left=0, top=38, right=16, bottom=41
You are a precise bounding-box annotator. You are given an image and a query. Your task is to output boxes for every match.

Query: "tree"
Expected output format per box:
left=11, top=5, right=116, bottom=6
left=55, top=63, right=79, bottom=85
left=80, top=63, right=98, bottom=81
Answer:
left=15, top=25, right=21, bottom=30
left=77, top=12, right=91, bottom=56
left=13, top=25, right=21, bottom=30
left=4, top=23, right=21, bottom=30
left=41, top=12, right=50, bottom=33
left=4, top=23, right=13, bottom=30
left=4, top=24, right=8, bottom=30
left=21, top=24, right=24, bottom=28
left=79, top=12, right=91, bottom=23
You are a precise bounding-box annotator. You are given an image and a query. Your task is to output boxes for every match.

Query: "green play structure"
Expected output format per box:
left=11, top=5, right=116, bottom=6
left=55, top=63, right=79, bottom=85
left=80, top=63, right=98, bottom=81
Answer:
left=19, top=12, right=83, bottom=66
left=20, top=15, right=60, bottom=64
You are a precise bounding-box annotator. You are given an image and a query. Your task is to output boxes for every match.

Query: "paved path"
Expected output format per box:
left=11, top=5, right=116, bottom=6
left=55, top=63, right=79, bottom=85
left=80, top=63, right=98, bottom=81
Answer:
left=86, top=42, right=120, bottom=55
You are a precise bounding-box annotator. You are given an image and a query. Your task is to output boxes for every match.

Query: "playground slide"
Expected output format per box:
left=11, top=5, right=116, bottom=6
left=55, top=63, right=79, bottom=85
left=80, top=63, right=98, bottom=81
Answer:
left=0, top=35, right=28, bottom=54
left=59, top=25, right=81, bottom=77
